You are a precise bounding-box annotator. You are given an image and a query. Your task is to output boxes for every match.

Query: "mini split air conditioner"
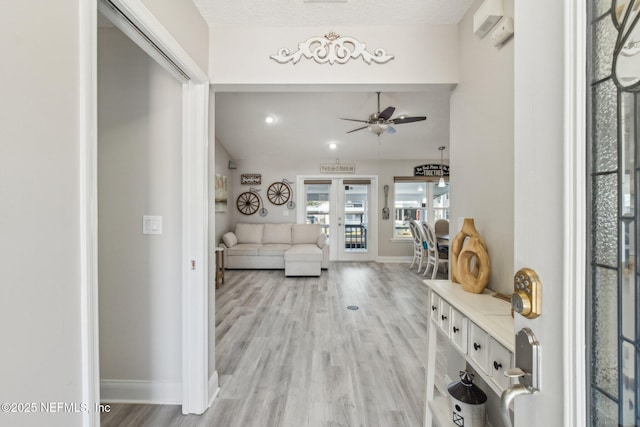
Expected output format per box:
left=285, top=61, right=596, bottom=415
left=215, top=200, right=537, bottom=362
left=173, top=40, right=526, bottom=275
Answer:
left=473, top=0, right=504, bottom=38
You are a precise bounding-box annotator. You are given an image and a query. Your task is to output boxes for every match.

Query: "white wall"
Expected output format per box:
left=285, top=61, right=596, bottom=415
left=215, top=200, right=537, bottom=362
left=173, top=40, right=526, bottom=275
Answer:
left=513, top=0, right=566, bottom=424
left=210, top=25, right=459, bottom=85
left=141, top=0, right=209, bottom=74
left=0, top=2, right=84, bottom=426
left=98, top=27, right=183, bottom=402
left=450, top=0, right=515, bottom=295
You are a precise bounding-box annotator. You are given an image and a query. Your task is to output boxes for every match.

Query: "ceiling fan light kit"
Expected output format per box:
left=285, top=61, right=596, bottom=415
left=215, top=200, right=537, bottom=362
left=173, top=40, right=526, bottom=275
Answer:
left=341, top=92, right=426, bottom=136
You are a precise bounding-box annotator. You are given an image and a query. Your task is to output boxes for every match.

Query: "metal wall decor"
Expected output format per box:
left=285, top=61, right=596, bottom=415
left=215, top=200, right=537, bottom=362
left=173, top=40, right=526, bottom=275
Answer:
left=240, top=173, right=261, bottom=185
left=267, top=179, right=296, bottom=209
left=270, top=31, right=394, bottom=65
left=236, top=187, right=268, bottom=216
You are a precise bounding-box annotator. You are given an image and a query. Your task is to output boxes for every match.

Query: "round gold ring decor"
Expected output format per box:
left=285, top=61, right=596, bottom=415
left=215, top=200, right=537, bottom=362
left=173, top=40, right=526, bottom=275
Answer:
left=457, top=236, right=491, bottom=294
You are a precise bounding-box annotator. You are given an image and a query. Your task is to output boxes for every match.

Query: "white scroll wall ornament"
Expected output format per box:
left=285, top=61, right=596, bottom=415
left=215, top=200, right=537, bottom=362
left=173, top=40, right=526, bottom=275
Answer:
left=270, top=31, right=394, bottom=65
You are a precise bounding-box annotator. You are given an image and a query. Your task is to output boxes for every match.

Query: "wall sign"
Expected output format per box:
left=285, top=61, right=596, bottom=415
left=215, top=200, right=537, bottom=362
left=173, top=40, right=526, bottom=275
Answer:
left=320, top=163, right=355, bottom=173
left=240, top=173, right=261, bottom=185
left=414, top=164, right=450, bottom=177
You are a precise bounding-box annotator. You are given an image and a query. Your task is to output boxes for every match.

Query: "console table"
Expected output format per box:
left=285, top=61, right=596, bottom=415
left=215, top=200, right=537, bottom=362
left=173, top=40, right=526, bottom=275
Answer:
left=423, top=280, right=514, bottom=427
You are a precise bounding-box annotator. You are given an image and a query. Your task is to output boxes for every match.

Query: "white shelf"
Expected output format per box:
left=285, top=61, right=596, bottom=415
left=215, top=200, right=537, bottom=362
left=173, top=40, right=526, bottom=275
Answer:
left=424, top=279, right=512, bottom=427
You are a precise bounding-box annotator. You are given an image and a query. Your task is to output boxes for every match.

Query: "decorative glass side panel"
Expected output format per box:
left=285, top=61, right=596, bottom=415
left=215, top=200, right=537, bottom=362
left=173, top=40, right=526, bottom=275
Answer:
left=593, top=80, right=618, bottom=173
left=593, top=266, right=619, bottom=397
left=589, top=1, right=640, bottom=425
left=593, top=173, right=619, bottom=267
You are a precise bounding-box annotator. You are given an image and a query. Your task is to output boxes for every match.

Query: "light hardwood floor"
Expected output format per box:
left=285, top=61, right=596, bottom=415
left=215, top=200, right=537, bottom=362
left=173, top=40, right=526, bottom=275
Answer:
left=102, top=262, right=443, bottom=427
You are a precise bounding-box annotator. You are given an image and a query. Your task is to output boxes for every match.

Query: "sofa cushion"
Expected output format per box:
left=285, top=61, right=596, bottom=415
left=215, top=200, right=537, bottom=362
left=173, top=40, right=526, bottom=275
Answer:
left=226, top=243, right=261, bottom=256
left=258, top=244, right=292, bottom=256
left=291, top=224, right=321, bottom=244
left=222, top=232, right=237, bottom=248
left=263, top=223, right=292, bottom=244
left=235, top=223, right=264, bottom=244
left=284, top=244, right=323, bottom=262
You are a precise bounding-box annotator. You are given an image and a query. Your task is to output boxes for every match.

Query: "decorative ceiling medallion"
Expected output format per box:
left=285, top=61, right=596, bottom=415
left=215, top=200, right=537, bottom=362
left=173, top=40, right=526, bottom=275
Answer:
left=270, top=31, right=394, bottom=65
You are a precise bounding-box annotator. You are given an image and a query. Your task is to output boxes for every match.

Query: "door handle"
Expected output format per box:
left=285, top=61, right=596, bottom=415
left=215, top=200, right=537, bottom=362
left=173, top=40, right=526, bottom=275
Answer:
left=500, top=328, right=541, bottom=427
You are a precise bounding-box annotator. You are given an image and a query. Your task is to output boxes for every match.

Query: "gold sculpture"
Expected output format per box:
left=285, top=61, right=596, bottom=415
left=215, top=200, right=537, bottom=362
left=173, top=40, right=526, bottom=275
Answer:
left=450, top=218, right=491, bottom=294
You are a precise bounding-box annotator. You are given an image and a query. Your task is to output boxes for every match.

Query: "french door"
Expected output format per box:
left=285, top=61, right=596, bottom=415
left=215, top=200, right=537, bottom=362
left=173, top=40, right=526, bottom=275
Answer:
left=298, top=176, right=377, bottom=262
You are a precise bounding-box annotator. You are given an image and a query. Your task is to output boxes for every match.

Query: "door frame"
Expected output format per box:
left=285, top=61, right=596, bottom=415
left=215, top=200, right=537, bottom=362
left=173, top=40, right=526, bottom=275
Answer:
left=80, top=0, right=211, bottom=423
left=296, top=175, right=378, bottom=261
left=562, top=0, right=587, bottom=425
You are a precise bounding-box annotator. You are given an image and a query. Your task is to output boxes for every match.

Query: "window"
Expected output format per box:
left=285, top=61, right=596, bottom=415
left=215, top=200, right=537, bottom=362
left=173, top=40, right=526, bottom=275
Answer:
left=393, top=177, right=449, bottom=239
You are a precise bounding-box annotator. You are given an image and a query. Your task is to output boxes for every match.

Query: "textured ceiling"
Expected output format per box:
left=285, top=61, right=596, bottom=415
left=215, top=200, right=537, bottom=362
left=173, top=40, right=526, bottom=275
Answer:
left=192, top=0, right=475, bottom=27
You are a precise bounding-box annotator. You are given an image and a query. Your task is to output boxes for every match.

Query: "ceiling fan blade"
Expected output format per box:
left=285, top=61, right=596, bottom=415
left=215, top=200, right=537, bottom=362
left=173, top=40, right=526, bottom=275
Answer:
left=378, top=106, right=395, bottom=120
left=346, top=125, right=369, bottom=133
left=386, top=126, right=396, bottom=134
left=340, top=117, right=370, bottom=123
left=391, top=116, right=427, bottom=125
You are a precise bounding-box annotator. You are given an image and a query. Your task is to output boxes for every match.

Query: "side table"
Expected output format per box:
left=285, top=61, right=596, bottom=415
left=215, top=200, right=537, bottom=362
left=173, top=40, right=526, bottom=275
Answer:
left=214, top=247, right=225, bottom=289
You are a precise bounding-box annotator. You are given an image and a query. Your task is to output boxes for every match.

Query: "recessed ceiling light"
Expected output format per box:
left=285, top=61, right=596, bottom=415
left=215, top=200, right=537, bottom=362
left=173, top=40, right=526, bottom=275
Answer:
left=329, top=143, right=337, bottom=150
left=265, top=115, right=275, bottom=124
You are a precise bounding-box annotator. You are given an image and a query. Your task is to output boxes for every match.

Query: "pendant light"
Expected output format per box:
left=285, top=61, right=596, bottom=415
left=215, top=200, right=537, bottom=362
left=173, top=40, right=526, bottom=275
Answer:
left=438, top=146, right=446, bottom=188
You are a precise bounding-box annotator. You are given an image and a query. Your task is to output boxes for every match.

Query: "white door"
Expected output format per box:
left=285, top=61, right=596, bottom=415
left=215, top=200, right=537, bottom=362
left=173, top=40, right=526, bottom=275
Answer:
left=511, top=0, right=588, bottom=426
left=299, top=176, right=377, bottom=262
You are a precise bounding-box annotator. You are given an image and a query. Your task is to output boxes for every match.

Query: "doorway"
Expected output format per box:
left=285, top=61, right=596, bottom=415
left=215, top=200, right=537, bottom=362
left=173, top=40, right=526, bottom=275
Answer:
left=298, top=176, right=377, bottom=262
left=81, top=1, right=211, bottom=421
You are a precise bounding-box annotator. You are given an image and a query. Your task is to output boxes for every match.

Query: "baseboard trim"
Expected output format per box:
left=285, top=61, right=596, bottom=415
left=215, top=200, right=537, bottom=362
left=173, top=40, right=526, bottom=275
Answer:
left=100, top=379, right=181, bottom=405
left=376, top=256, right=412, bottom=263
left=208, top=371, right=220, bottom=408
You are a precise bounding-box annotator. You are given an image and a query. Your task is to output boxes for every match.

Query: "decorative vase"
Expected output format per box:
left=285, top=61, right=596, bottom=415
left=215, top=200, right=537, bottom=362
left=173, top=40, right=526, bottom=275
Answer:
left=450, top=218, right=491, bottom=294
left=447, top=370, right=487, bottom=427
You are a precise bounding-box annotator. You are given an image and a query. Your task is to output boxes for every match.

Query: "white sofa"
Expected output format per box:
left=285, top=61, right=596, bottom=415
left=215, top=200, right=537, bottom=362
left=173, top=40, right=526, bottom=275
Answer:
left=219, top=223, right=329, bottom=276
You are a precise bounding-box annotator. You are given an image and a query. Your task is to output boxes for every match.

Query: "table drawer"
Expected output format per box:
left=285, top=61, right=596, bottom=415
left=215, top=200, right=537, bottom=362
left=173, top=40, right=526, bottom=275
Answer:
left=430, top=291, right=441, bottom=324
left=450, top=307, right=468, bottom=354
left=488, top=337, right=513, bottom=391
left=468, top=322, right=489, bottom=372
left=438, top=299, right=451, bottom=337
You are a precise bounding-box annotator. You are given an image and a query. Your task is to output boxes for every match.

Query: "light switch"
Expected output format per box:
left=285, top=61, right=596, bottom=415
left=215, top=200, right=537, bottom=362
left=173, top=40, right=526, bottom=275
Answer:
left=283, top=210, right=289, bottom=217
left=143, top=215, right=162, bottom=235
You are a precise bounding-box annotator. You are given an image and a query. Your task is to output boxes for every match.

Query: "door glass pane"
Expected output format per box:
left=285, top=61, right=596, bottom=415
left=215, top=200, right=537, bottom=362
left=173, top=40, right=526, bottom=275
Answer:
left=592, top=15, right=617, bottom=82
left=305, top=183, right=330, bottom=236
left=343, top=184, right=368, bottom=252
left=593, top=173, right=618, bottom=267
left=592, top=266, right=619, bottom=398
left=622, top=340, right=636, bottom=425
left=592, top=388, right=618, bottom=426
left=593, top=80, right=618, bottom=173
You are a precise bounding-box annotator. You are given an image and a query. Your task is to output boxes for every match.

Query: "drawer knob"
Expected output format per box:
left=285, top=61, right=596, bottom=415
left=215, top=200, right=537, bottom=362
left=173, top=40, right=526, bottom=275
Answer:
left=453, top=326, right=459, bottom=333
left=441, top=314, right=447, bottom=321
left=494, top=361, right=503, bottom=371
left=431, top=305, right=437, bottom=311
left=473, top=342, right=481, bottom=351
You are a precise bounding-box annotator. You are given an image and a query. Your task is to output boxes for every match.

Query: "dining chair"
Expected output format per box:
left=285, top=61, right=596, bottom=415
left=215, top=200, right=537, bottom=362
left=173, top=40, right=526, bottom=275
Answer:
left=422, top=221, right=449, bottom=279
left=434, top=219, right=449, bottom=237
left=409, top=220, right=427, bottom=272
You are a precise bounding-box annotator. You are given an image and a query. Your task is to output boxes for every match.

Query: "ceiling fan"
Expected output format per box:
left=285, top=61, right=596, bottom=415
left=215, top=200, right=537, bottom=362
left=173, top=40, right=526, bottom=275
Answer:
left=340, top=92, right=427, bottom=135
